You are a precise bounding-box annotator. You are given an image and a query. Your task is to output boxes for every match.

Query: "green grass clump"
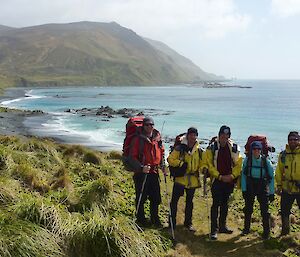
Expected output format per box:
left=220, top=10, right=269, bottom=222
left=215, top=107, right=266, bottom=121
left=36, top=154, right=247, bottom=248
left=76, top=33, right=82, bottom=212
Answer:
left=0, top=135, right=170, bottom=257
left=83, top=151, right=101, bottom=165
left=0, top=215, right=64, bottom=257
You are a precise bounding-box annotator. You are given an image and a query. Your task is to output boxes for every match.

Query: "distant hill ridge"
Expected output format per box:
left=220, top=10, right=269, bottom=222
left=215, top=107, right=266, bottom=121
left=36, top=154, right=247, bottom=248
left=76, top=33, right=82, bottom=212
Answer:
left=0, top=21, right=221, bottom=87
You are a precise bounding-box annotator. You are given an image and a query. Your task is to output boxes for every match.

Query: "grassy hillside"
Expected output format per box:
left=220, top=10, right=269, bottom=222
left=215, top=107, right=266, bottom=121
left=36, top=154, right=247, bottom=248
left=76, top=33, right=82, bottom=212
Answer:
left=0, top=135, right=171, bottom=257
left=144, top=38, right=224, bottom=82
left=0, top=134, right=298, bottom=256
left=0, top=21, right=219, bottom=91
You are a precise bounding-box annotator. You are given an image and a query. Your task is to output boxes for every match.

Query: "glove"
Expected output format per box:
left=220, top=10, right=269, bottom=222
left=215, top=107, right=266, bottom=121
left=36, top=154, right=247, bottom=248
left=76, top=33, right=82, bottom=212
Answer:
left=269, top=194, right=275, bottom=203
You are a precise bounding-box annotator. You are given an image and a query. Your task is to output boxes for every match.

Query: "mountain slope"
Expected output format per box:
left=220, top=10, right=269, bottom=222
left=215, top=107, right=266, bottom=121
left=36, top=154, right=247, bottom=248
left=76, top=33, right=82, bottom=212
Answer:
left=145, top=38, right=223, bottom=81
left=0, top=21, right=220, bottom=88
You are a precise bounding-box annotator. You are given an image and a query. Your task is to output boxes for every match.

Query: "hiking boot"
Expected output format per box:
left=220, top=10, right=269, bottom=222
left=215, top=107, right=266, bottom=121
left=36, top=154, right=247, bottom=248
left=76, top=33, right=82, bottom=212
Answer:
left=185, top=224, right=196, bottom=232
left=152, top=220, right=164, bottom=229
left=241, top=229, right=250, bottom=236
left=280, top=216, right=290, bottom=236
left=262, top=232, right=270, bottom=240
left=209, top=232, right=218, bottom=240
left=219, top=226, right=233, bottom=234
left=136, top=219, right=151, bottom=228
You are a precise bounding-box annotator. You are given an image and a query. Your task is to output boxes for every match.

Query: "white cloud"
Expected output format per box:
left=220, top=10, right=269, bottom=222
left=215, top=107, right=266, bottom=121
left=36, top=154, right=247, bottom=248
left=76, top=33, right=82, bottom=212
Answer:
left=271, top=0, right=300, bottom=17
left=0, top=0, right=250, bottom=39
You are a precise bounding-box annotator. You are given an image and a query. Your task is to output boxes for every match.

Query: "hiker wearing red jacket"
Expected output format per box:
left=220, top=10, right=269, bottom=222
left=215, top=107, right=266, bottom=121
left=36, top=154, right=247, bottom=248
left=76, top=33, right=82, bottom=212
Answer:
left=129, top=117, right=165, bottom=227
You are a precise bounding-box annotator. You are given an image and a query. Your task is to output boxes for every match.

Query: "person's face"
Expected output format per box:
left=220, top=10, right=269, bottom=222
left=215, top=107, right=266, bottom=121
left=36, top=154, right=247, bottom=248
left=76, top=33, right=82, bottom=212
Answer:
left=143, top=122, right=154, bottom=135
left=219, top=133, right=229, bottom=146
left=252, top=148, right=261, bottom=159
left=187, top=132, right=197, bottom=145
left=288, top=137, right=299, bottom=150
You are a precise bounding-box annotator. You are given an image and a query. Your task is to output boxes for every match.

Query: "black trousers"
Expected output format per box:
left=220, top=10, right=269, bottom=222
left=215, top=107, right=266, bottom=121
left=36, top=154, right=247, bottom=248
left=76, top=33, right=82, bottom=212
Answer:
left=133, top=173, right=161, bottom=223
left=243, top=178, right=270, bottom=234
left=281, top=191, right=300, bottom=217
left=211, top=180, right=234, bottom=233
left=170, top=183, right=196, bottom=227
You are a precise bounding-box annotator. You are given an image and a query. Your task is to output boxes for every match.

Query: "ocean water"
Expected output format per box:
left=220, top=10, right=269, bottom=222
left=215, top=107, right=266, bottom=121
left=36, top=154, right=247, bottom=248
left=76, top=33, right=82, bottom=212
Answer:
left=1, top=80, right=300, bottom=155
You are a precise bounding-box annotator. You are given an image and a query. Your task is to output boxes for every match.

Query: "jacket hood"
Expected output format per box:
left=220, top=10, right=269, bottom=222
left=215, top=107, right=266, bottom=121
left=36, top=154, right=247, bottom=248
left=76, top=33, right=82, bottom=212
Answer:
left=140, top=128, right=161, bottom=143
left=285, top=144, right=300, bottom=153
left=181, top=135, right=199, bottom=153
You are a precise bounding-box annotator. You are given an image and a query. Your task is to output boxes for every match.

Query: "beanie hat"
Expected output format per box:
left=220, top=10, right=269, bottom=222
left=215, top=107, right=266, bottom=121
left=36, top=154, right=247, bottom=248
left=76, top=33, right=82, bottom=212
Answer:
left=143, top=116, right=154, bottom=125
left=218, top=125, right=231, bottom=137
left=187, top=127, right=198, bottom=136
left=288, top=131, right=299, bottom=140
left=251, top=141, right=262, bottom=150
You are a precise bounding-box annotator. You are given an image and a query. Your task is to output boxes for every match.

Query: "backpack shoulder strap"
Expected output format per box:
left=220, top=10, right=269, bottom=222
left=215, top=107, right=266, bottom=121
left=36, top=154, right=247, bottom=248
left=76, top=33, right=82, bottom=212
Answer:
left=232, top=143, right=238, bottom=153
left=262, top=156, right=272, bottom=182
left=208, top=141, right=218, bottom=157
left=280, top=150, right=286, bottom=164
left=138, top=136, right=145, bottom=163
left=198, top=147, right=203, bottom=160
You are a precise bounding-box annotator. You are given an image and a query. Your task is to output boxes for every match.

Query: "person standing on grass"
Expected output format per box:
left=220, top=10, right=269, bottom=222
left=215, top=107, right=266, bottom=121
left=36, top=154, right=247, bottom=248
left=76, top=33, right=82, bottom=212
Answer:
left=129, top=117, right=165, bottom=228
left=275, top=131, right=300, bottom=236
left=167, top=127, right=205, bottom=232
left=205, top=125, right=243, bottom=240
left=241, top=141, right=274, bottom=240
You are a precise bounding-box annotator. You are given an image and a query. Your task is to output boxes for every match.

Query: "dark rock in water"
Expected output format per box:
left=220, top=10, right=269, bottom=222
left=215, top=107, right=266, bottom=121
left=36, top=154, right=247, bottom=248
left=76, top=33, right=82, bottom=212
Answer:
left=32, top=110, right=44, bottom=114
left=63, top=105, right=174, bottom=120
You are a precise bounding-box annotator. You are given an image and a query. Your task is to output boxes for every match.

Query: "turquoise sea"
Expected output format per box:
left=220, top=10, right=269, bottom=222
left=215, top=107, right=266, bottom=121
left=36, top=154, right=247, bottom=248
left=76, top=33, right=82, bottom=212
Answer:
left=1, top=80, right=300, bottom=157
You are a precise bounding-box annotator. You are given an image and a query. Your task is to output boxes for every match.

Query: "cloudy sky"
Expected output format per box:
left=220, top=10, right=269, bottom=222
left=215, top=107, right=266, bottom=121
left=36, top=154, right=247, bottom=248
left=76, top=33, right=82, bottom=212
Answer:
left=1, top=0, right=300, bottom=79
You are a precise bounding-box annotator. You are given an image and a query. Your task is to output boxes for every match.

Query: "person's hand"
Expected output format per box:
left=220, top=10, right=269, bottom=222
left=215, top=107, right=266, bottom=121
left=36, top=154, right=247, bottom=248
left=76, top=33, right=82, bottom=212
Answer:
left=142, top=165, right=151, bottom=173
left=221, top=175, right=233, bottom=183
left=203, top=168, right=209, bottom=176
left=269, top=194, right=275, bottom=202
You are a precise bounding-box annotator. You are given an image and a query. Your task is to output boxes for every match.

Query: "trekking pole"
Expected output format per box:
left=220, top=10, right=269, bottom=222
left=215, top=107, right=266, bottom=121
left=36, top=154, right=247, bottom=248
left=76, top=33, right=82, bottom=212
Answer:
left=203, top=168, right=210, bottom=236
left=164, top=174, right=175, bottom=240
left=135, top=172, right=148, bottom=218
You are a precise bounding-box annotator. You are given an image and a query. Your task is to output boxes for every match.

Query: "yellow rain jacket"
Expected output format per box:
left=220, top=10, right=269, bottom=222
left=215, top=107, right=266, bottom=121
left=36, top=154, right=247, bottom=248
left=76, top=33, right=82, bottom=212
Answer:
left=275, top=145, right=300, bottom=193
left=204, top=138, right=242, bottom=182
left=167, top=137, right=204, bottom=189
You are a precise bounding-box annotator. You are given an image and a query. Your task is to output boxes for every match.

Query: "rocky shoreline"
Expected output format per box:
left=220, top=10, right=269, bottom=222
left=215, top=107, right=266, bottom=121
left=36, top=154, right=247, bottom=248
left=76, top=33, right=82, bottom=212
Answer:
left=0, top=107, right=44, bottom=137
left=65, top=106, right=175, bottom=121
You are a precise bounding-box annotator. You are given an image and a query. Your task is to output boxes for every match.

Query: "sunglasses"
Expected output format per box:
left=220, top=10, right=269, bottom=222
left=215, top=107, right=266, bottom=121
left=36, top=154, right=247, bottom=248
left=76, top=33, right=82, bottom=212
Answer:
left=144, top=123, right=154, bottom=127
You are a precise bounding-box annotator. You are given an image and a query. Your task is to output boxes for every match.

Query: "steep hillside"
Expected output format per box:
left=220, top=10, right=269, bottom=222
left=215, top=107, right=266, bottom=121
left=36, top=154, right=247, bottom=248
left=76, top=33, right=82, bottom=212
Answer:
left=145, top=38, right=224, bottom=81
left=0, top=21, right=219, bottom=89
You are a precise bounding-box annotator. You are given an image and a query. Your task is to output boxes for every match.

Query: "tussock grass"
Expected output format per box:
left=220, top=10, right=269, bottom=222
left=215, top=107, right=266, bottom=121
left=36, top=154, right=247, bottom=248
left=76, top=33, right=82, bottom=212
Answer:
left=0, top=215, right=64, bottom=257
left=0, top=135, right=170, bottom=257
left=108, top=151, right=123, bottom=160
left=0, top=178, right=19, bottom=206
left=83, top=151, right=101, bottom=165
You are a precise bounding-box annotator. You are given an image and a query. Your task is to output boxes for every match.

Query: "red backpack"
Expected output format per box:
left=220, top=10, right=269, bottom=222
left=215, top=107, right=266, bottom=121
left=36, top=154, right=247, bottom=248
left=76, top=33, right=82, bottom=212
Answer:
left=122, top=116, right=144, bottom=170
left=244, top=135, right=275, bottom=156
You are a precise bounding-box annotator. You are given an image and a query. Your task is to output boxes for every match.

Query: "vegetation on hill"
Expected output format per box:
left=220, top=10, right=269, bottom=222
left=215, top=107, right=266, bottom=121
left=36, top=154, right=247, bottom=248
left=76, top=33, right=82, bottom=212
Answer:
left=0, top=135, right=170, bottom=257
left=0, top=21, right=220, bottom=91
left=0, top=134, right=298, bottom=256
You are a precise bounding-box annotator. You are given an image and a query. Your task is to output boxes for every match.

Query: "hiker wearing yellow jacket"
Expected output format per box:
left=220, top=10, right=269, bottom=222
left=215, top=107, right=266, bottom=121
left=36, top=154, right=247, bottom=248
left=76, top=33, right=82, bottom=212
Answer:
left=275, top=131, right=300, bottom=236
left=168, top=127, right=205, bottom=232
left=204, top=125, right=242, bottom=240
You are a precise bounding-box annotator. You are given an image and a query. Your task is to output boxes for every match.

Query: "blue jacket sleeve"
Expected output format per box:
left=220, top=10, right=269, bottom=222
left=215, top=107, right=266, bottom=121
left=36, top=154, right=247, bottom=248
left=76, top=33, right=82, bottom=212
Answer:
left=241, top=157, right=248, bottom=192
left=267, top=159, right=275, bottom=195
